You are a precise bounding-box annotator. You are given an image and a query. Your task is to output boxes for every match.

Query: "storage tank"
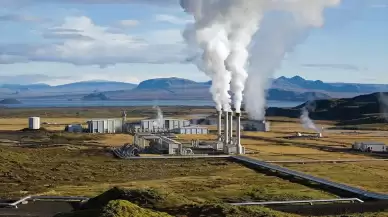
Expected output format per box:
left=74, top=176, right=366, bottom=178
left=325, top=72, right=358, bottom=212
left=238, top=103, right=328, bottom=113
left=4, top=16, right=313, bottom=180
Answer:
left=28, top=117, right=40, bottom=130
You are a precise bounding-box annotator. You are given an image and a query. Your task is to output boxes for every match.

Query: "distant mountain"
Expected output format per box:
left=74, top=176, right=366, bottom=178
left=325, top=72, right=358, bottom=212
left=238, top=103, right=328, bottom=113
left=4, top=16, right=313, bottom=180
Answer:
left=0, top=76, right=387, bottom=102
left=266, top=92, right=388, bottom=125
left=100, top=77, right=328, bottom=101
left=0, top=80, right=136, bottom=98
left=272, top=76, right=388, bottom=94
left=136, top=77, right=201, bottom=89
left=0, top=84, right=51, bottom=91
left=0, top=98, right=22, bottom=104
left=56, top=81, right=136, bottom=91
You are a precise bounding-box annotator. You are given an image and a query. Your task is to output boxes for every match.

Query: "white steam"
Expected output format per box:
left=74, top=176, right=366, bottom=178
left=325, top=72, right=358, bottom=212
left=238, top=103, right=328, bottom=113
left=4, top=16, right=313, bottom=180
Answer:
left=379, top=92, right=388, bottom=121
left=300, top=107, right=321, bottom=133
left=180, top=0, right=340, bottom=118
left=152, top=105, right=164, bottom=128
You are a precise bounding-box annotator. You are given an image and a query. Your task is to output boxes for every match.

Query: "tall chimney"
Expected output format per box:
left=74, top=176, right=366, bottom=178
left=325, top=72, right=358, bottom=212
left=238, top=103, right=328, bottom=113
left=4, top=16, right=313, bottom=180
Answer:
left=236, top=112, right=242, bottom=154
left=224, top=111, right=229, bottom=146
left=228, top=111, right=233, bottom=144
left=217, top=110, right=222, bottom=140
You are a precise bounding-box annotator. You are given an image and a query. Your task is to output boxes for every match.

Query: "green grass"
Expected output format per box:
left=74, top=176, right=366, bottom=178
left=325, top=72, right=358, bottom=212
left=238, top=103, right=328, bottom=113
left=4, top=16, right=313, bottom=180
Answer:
left=282, top=161, right=388, bottom=193
left=0, top=146, right=334, bottom=203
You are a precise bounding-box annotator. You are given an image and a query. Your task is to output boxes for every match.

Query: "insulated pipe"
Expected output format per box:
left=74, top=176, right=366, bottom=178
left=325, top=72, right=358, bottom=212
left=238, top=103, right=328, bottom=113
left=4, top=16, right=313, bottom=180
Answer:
left=228, top=112, right=233, bottom=144
left=236, top=112, right=241, bottom=154
left=224, top=111, right=229, bottom=145
left=217, top=111, right=222, bottom=140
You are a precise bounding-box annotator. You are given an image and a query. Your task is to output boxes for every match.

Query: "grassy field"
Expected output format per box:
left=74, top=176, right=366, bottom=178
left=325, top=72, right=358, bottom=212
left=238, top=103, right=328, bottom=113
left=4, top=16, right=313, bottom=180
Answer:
left=0, top=146, right=334, bottom=203
left=282, top=161, right=388, bottom=194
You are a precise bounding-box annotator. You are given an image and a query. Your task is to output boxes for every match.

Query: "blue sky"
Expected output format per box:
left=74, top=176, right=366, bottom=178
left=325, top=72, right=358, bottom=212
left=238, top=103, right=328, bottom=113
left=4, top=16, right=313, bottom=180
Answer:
left=0, top=0, right=387, bottom=85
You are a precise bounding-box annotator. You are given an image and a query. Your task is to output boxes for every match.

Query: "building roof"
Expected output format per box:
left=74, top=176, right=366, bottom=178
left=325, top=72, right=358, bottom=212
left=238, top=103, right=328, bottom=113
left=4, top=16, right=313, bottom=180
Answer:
left=356, top=142, right=386, bottom=145
left=87, top=118, right=122, bottom=122
left=142, top=118, right=188, bottom=121
left=177, top=125, right=208, bottom=129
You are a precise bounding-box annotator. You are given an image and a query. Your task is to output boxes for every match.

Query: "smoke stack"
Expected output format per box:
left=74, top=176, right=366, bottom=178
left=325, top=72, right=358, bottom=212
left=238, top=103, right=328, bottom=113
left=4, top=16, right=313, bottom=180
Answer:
left=236, top=112, right=242, bottom=154
left=217, top=111, right=222, bottom=140
left=224, top=111, right=229, bottom=146
left=228, top=111, right=233, bottom=144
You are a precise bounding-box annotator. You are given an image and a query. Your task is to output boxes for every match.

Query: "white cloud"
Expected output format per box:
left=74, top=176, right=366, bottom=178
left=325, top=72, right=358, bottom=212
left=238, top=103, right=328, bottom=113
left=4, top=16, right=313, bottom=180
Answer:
left=155, top=14, right=191, bottom=25
left=0, top=0, right=179, bottom=8
left=0, top=16, right=188, bottom=66
left=118, top=19, right=140, bottom=27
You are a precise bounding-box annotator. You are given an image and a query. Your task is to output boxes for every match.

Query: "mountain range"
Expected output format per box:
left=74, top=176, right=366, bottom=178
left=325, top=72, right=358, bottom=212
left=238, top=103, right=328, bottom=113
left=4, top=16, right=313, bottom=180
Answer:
left=1, top=76, right=388, bottom=101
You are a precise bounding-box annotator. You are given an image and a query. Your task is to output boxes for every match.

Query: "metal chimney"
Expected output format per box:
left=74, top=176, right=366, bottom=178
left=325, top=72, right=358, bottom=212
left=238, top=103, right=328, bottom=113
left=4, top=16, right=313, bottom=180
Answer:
left=236, top=112, right=242, bottom=154
left=224, top=111, right=229, bottom=146
left=228, top=111, right=233, bottom=144
left=217, top=110, right=222, bottom=140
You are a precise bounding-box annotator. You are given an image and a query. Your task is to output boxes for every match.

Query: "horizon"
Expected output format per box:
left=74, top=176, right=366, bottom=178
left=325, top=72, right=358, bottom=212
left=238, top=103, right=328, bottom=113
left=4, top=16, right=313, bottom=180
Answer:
left=0, top=0, right=387, bottom=86
left=0, top=75, right=387, bottom=87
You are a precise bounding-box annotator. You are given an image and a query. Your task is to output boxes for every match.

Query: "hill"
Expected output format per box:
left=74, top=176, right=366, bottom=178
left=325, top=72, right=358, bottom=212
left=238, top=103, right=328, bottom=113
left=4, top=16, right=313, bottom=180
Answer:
left=0, top=98, right=22, bottom=104
left=266, top=92, right=388, bottom=124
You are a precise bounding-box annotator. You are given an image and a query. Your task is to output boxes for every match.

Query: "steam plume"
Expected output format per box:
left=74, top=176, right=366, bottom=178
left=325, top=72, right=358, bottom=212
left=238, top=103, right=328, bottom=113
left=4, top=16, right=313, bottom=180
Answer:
left=300, top=107, right=321, bottom=133
left=379, top=92, right=388, bottom=121
left=180, top=0, right=340, bottom=118
left=152, top=105, right=164, bottom=128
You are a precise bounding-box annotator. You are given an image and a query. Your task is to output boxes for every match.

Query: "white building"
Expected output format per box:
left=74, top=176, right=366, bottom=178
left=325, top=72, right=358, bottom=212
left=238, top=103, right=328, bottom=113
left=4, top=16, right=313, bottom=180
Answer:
left=352, top=142, right=386, bottom=152
left=28, top=117, right=40, bottom=130
left=172, top=125, right=208, bottom=134
left=87, top=118, right=123, bottom=134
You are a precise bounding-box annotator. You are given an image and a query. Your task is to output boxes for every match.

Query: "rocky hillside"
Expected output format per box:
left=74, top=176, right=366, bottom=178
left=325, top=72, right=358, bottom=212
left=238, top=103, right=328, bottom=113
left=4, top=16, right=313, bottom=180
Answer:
left=266, top=92, right=388, bottom=124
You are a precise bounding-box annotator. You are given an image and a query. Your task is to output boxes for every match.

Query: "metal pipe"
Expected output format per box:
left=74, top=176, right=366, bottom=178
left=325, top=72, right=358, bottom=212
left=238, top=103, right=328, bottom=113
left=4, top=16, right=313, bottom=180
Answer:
left=217, top=111, right=222, bottom=140
left=265, top=159, right=388, bottom=164
left=230, top=198, right=364, bottom=206
left=236, top=112, right=241, bottom=154
left=224, top=111, right=229, bottom=146
left=0, top=196, right=89, bottom=209
left=228, top=112, right=233, bottom=144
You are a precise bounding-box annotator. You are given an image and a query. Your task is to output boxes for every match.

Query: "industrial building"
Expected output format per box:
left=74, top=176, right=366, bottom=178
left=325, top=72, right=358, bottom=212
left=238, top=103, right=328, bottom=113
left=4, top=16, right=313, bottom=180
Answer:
left=128, top=118, right=191, bottom=133
left=87, top=118, right=123, bottom=134
left=28, top=117, right=40, bottom=130
left=352, top=142, right=386, bottom=152
left=134, top=134, right=186, bottom=155
left=141, top=118, right=190, bottom=130
left=243, top=120, right=270, bottom=132
left=172, top=125, right=208, bottom=134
